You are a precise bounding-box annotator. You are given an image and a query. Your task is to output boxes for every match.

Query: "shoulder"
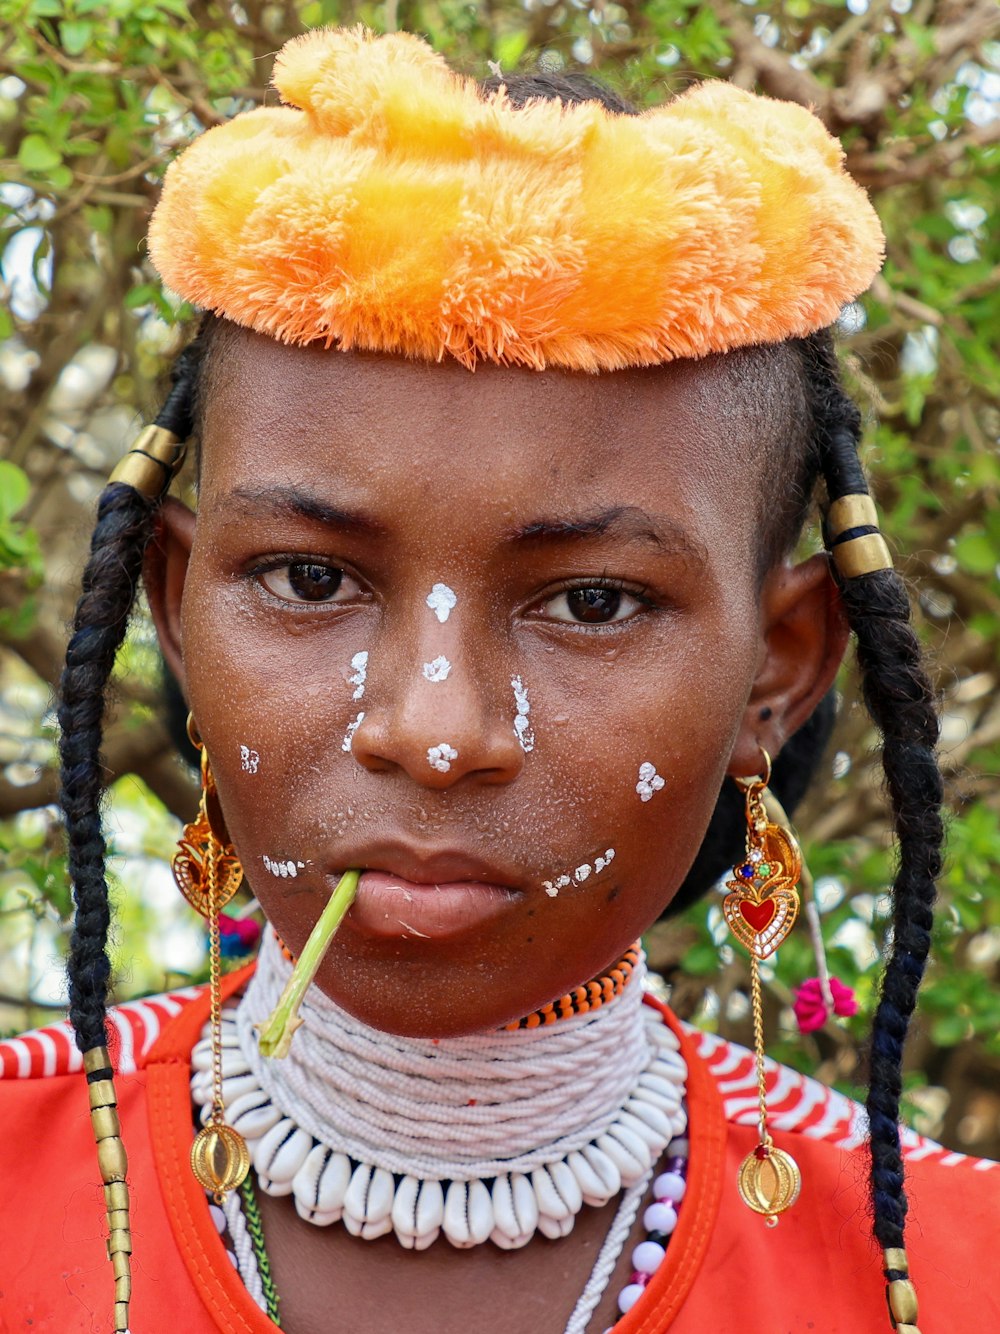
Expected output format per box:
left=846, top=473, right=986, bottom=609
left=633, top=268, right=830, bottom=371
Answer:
left=686, top=1021, right=1000, bottom=1177
left=0, top=984, right=205, bottom=1081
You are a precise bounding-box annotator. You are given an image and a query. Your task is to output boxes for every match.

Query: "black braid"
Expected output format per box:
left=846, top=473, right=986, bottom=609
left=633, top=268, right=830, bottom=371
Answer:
left=59, top=333, right=206, bottom=1053
left=799, top=329, right=944, bottom=1250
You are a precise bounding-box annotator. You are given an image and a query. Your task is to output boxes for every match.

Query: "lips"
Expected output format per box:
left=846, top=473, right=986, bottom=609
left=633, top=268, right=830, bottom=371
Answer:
left=331, top=843, right=523, bottom=942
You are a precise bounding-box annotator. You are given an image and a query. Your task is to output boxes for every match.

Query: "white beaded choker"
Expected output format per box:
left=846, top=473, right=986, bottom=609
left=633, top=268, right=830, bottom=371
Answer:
left=192, top=932, right=687, bottom=1251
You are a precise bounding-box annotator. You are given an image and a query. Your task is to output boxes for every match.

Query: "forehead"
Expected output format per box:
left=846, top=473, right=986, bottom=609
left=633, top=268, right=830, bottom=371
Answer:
left=197, top=326, right=794, bottom=556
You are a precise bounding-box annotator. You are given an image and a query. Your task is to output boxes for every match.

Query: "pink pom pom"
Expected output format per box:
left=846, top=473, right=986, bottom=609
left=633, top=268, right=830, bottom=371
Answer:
left=829, top=976, right=858, bottom=1018
left=793, top=977, right=857, bottom=1033
left=219, top=914, right=261, bottom=947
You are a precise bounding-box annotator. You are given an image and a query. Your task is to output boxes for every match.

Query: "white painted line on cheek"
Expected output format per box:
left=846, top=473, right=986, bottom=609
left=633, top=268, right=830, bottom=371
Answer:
left=348, top=650, right=369, bottom=701
left=262, top=855, right=300, bottom=879
left=427, top=743, right=458, bottom=773
left=511, top=675, right=534, bottom=752
left=543, top=851, right=614, bottom=897
left=422, top=656, right=452, bottom=682
left=342, top=712, right=365, bottom=752
left=240, top=745, right=260, bottom=774
left=426, top=584, right=457, bottom=623
left=636, top=761, right=666, bottom=802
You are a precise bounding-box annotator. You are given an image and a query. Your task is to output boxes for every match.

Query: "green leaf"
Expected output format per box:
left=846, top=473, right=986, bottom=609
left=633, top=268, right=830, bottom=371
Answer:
left=954, top=532, right=998, bottom=578
left=17, top=133, right=61, bottom=173
left=59, top=19, right=94, bottom=55
left=0, top=462, right=30, bottom=520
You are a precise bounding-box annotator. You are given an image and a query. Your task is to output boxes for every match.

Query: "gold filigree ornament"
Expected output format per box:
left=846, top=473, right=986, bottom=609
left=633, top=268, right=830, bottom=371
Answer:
left=172, top=739, right=244, bottom=918
left=173, top=716, right=250, bottom=1199
left=725, top=751, right=803, bottom=1225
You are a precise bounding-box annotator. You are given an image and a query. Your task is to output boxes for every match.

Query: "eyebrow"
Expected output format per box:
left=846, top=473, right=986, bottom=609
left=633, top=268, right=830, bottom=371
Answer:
left=508, top=505, right=707, bottom=565
left=224, top=485, right=386, bottom=536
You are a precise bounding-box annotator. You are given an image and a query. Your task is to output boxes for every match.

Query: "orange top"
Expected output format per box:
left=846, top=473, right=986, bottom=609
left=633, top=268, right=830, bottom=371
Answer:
left=1, top=977, right=997, bottom=1332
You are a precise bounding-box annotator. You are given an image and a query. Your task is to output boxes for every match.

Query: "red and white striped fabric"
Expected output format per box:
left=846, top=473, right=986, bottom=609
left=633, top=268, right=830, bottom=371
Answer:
left=689, top=1025, right=996, bottom=1168
left=1, top=986, right=991, bottom=1171
left=0, top=985, right=202, bottom=1080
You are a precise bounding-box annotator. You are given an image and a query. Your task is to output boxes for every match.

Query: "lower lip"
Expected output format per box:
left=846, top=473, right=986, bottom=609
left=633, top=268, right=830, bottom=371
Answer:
left=346, top=870, right=520, bottom=941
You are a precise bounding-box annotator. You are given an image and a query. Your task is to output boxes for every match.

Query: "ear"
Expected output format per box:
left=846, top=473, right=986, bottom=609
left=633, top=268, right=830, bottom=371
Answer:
left=728, top=553, right=848, bottom=777
left=143, top=497, right=196, bottom=695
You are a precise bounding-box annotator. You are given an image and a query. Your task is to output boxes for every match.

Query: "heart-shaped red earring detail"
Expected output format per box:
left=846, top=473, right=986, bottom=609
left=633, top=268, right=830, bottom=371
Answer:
left=724, top=749, right=803, bottom=1223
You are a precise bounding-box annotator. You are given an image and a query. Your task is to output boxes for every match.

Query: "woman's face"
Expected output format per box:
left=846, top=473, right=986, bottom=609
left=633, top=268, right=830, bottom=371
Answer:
left=151, top=327, right=843, bottom=1036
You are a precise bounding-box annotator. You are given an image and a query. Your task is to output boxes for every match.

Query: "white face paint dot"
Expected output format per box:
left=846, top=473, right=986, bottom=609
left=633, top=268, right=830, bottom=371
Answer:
left=426, top=584, right=457, bottom=623
left=342, top=712, right=365, bottom=752
left=262, top=855, right=299, bottom=880
left=427, top=743, right=458, bottom=773
left=422, top=655, right=452, bottom=683
left=574, top=864, right=592, bottom=883
left=636, top=762, right=665, bottom=802
left=240, top=745, right=260, bottom=774
left=348, top=650, right=368, bottom=701
left=511, top=675, right=534, bottom=752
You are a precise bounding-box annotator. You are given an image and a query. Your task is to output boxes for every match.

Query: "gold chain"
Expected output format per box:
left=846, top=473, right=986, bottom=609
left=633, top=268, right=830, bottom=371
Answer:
left=749, top=955, right=770, bottom=1146
left=206, top=838, right=225, bottom=1134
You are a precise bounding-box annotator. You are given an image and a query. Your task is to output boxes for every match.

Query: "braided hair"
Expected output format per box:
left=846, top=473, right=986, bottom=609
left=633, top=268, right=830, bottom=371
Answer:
left=58, top=69, right=941, bottom=1322
left=58, top=331, right=207, bottom=1052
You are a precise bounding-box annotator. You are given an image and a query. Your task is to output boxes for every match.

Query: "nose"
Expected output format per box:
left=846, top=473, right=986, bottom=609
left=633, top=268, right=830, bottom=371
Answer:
left=348, top=632, right=527, bottom=789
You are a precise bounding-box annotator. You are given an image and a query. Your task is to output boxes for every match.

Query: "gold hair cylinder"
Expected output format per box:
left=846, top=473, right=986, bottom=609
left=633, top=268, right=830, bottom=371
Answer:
left=108, top=423, right=186, bottom=499
left=883, top=1247, right=922, bottom=1332
left=825, top=493, right=893, bottom=579
left=82, top=1046, right=132, bottom=1334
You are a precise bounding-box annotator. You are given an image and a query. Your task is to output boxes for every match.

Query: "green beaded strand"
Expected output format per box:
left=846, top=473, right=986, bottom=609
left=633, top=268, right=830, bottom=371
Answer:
left=240, top=1173, right=282, bottom=1326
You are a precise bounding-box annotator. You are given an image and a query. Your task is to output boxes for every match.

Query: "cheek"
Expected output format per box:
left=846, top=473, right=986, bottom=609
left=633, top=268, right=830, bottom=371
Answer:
left=526, top=634, right=754, bottom=911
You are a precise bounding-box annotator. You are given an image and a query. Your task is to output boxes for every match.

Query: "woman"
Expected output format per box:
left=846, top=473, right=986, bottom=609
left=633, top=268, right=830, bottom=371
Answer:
left=2, top=25, right=996, bottom=1333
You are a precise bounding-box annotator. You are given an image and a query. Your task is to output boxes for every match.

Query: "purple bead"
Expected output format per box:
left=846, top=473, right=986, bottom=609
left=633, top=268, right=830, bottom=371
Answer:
left=632, top=1240, right=667, bottom=1274
left=653, top=1171, right=686, bottom=1204
left=618, top=1283, right=646, bottom=1315
left=642, top=1201, right=677, bottom=1235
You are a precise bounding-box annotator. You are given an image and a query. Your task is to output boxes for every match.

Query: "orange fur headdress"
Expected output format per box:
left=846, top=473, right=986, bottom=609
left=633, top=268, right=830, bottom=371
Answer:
left=148, top=26, right=883, bottom=372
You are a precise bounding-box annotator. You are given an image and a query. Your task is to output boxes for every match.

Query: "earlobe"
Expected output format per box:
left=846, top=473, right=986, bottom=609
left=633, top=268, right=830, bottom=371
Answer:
left=143, top=497, right=196, bottom=693
left=728, top=553, right=848, bottom=776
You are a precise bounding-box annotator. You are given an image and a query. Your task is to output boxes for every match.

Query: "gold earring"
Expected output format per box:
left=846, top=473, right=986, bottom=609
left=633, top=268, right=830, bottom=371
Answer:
left=723, top=749, right=803, bottom=1224
left=173, top=715, right=250, bottom=1200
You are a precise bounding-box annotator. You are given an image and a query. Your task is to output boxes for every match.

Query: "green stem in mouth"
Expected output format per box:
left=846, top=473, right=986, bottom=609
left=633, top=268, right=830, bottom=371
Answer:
left=256, top=869, right=360, bottom=1059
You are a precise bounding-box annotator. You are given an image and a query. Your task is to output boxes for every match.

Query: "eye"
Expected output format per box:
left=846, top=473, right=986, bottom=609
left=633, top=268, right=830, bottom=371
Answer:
left=258, top=562, right=360, bottom=605
left=537, top=583, right=648, bottom=625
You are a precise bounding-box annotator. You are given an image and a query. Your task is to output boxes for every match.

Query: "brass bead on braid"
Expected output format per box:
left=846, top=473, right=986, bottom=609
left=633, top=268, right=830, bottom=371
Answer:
left=83, top=1046, right=132, bottom=1334
left=108, top=423, right=186, bottom=499
left=883, top=1246, right=922, bottom=1333
left=824, top=492, right=894, bottom=579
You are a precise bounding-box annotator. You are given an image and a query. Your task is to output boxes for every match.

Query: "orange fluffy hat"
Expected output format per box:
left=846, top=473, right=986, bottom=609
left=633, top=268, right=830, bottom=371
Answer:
left=148, top=26, right=884, bottom=372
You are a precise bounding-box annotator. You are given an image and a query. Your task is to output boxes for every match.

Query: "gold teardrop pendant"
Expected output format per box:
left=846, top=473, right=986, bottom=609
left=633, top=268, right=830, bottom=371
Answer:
left=190, top=1123, right=250, bottom=1198
left=737, top=1142, right=802, bottom=1225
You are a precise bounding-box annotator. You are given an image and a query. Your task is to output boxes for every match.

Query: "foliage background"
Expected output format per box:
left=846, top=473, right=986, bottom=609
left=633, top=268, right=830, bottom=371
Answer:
left=1, top=0, right=998, bottom=1155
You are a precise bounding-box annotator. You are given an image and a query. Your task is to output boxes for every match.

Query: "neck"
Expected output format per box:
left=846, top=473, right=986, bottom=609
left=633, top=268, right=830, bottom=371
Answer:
left=233, top=933, right=672, bottom=1179
left=191, top=933, right=688, bottom=1247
